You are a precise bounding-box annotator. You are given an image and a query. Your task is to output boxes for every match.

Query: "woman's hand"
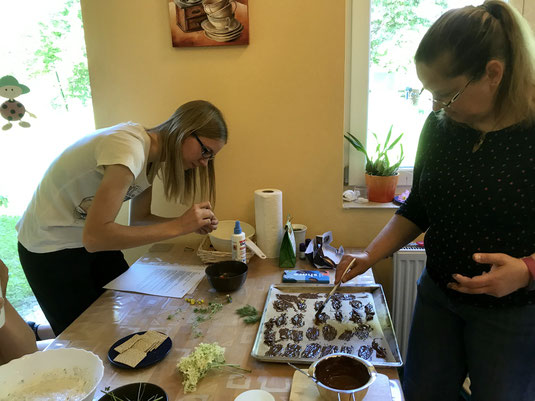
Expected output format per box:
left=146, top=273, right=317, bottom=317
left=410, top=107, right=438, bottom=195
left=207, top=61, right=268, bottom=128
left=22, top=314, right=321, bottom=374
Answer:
left=0, top=259, right=8, bottom=298
left=448, top=253, right=531, bottom=297
left=334, top=252, right=373, bottom=284
left=177, top=202, right=215, bottom=235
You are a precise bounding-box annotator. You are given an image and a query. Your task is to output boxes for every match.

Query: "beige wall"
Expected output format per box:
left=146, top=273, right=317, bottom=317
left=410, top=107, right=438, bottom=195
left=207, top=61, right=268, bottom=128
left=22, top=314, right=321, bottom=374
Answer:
left=80, top=0, right=398, bottom=299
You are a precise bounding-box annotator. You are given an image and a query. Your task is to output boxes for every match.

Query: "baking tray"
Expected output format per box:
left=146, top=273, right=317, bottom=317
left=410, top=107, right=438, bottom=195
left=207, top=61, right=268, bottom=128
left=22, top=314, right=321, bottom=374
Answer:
left=250, top=283, right=402, bottom=367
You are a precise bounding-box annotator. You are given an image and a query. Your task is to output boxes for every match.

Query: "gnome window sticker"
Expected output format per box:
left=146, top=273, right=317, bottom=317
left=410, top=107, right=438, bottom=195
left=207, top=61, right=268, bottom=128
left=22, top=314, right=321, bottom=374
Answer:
left=0, top=75, right=36, bottom=130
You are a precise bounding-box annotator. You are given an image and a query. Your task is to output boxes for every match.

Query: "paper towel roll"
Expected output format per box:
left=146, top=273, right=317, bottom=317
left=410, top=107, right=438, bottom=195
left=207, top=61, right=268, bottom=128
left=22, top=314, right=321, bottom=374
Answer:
left=254, top=189, right=283, bottom=258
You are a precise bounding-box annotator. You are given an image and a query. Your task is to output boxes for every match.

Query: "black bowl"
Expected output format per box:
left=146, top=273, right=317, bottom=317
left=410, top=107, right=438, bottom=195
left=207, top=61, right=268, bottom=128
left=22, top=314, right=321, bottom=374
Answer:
left=205, top=261, right=248, bottom=292
left=98, top=382, right=167, bottom=401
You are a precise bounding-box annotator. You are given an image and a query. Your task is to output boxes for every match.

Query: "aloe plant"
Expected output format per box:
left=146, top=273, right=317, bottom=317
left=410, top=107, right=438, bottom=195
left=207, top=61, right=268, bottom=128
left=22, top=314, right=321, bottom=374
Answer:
left=345, top=125, right=404, bottom=176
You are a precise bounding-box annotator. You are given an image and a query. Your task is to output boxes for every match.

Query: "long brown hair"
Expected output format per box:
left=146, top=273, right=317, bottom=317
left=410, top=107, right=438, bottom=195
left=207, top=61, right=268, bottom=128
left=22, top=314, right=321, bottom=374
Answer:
left=148, top=100, right=228, bottom=205
left=415, top=0, right=535, bottom=124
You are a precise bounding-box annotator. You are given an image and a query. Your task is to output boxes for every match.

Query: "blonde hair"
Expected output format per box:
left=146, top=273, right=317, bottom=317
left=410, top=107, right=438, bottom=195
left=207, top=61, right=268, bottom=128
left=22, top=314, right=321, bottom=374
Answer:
left=148, top=100, right=228, bottom=205
left=415, top=0, right=535, bottom=124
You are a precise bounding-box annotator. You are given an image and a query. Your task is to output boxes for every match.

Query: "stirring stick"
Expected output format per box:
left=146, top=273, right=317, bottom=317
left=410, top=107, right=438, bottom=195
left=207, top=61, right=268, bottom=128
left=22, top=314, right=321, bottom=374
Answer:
left=314, top=258, right=357, bottom=320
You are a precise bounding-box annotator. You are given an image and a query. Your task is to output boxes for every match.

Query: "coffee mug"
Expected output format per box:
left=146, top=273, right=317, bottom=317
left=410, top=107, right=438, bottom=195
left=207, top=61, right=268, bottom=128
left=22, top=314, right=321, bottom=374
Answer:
left=203, top=0, right=229, bottom=14
left=207, top=15, right=232, bottom=30
left=209, top=0, right=236, bottom=18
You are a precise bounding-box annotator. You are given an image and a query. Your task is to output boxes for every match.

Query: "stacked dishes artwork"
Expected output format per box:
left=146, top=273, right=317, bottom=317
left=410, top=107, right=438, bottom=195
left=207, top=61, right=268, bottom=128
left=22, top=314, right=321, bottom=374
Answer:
left=202, top=0, right=243, bottom=42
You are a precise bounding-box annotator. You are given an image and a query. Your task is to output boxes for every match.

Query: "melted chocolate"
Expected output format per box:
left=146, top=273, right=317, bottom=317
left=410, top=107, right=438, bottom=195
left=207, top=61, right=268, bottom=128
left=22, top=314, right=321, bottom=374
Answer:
left=314, top=301, right=324, bottom=311
left=283, top=343, right=302, bottom=358
left=338, top=329, right=354, bottom=341
left=358, top=345, right=372, bottom=360
left=301, top=343, right=322, bottom=358
left=322, top=324, right=337, bottom=341
left=315, top=355, right=370, bottom=390
left=334, top=310, right=343, bottom=322
left=291, top=313, right=305, bottom=327
left=320, top=345, right=339, bottom=357
left=296, top=300, right=307, bottom=311
left=265, top=344, right=283, bottom=357
left=306, top=327, right=320, bottom=341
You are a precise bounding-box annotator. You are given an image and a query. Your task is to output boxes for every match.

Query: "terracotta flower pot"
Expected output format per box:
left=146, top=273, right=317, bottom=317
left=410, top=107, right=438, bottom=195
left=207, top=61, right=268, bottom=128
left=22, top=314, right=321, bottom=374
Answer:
left=365, top=173, right=399, bottom=203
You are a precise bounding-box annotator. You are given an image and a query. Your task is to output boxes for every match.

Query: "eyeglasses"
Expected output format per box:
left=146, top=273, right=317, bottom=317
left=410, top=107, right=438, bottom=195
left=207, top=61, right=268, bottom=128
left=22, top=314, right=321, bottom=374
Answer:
left=192, top=133, right=215, bottom=160
left=420, top=78, right=473, bottom=109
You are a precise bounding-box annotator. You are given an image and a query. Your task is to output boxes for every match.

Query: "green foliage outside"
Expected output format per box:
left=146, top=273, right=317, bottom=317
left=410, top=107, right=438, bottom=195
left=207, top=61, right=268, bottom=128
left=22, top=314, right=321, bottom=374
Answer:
left=0, top=216, right=37, bottom=317
left=370, top=0, right=448, bottom=73
left=29, top=0, right=91, bottom=110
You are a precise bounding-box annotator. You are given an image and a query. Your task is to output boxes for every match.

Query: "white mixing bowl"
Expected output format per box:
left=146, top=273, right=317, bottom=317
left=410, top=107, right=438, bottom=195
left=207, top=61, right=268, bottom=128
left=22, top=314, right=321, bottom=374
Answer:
left=209, top=220, right=255, bottom=252
left=0, top=348, right=104, bottom=401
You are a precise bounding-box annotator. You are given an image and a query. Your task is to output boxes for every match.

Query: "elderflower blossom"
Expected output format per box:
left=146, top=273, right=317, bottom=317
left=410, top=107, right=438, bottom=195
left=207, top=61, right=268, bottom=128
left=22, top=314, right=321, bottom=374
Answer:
left=177, top=343, right=226, bottom=393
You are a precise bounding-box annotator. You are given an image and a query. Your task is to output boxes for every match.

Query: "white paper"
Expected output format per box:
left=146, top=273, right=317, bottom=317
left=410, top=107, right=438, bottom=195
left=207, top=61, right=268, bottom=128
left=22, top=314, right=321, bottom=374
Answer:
left=104, top=257, right=205, bottom=298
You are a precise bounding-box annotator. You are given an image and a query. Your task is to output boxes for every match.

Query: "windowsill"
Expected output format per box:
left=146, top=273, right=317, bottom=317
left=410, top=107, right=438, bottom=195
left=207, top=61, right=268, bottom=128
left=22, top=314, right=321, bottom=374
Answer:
left=342, top=185, right=411, bottom=209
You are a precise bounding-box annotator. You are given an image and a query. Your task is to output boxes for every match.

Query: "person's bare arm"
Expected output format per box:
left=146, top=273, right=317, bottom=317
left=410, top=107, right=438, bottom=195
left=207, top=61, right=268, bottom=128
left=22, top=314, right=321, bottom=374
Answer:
left=0, top=260, right=37, bottom=365
left=335, top=214, right=423, bottom=283
left=82, top=165, right=216, bottom=252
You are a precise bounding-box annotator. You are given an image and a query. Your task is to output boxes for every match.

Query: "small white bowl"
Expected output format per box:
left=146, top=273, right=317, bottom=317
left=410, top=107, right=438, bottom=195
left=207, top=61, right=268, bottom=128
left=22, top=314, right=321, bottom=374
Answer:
left=234, top=389, right=275, bottom=401
left=208, top=220, right=255, bottom=252
left=0, top=348, right=104, bottom=401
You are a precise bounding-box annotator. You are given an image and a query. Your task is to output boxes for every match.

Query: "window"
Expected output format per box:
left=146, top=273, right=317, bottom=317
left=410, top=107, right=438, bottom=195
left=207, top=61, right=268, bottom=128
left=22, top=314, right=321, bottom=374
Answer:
left=345, top=0, right=501, bottom=187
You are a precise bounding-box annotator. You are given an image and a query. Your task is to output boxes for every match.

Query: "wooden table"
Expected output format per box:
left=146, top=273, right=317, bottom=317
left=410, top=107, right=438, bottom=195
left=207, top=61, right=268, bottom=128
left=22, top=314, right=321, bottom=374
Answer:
left=46, top=242, right=400, bottom=401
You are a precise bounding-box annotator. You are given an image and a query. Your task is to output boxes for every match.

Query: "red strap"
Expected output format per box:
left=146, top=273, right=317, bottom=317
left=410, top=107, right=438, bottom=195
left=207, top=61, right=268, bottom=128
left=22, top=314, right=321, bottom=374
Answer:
left=522, top=257, right=535, bottom=280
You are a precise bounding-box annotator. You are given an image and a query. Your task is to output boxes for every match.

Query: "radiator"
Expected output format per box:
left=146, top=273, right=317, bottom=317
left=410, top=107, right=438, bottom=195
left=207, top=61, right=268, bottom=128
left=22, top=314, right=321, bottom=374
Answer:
left=392, top=245, right=426, bottom=361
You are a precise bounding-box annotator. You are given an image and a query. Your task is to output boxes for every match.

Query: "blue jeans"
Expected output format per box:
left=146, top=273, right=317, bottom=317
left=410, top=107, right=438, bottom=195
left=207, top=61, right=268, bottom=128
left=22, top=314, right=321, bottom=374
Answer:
left=402, top=269, right=535, bottom=401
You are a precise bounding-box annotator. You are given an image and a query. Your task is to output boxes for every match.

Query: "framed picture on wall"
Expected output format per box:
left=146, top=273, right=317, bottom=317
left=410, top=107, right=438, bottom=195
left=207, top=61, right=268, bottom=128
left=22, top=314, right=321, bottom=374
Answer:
left=168, top=0, right=249, bottom=47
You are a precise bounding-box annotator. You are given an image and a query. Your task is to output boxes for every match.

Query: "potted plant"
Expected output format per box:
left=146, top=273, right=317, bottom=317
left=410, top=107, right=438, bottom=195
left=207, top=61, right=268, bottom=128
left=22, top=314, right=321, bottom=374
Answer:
left=345, top=126, right=404, bottom=202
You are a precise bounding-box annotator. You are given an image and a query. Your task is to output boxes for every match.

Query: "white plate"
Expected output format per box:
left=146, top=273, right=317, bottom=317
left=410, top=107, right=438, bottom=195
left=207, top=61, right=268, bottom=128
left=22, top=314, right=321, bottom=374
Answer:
left=205, top=31, right=243, bottom=42
left=202, top=18, right=242, bottom=34
left=234, top=389, right=275, bottom=401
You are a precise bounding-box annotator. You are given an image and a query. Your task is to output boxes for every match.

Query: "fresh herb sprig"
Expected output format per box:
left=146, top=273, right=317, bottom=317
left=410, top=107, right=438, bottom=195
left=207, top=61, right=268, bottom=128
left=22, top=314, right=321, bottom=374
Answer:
left=236, top=305, right=261, bottom=324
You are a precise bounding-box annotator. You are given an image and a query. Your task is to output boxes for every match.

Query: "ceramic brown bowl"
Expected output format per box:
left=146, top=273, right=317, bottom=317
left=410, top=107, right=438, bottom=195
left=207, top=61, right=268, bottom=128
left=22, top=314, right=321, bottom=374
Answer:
left=205, top=261, right=248, bottom=292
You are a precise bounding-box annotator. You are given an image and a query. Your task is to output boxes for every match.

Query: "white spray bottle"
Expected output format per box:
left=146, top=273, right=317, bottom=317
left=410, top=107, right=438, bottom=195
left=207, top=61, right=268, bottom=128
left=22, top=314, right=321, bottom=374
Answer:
left=231, top=220, right=247, bottom=263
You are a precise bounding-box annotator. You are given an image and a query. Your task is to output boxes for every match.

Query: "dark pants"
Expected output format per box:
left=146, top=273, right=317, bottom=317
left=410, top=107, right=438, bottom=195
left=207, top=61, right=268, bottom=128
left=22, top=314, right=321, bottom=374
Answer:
left=18, top=242, right=129, bottom=335
left=402, top=269, right=535, bottom=401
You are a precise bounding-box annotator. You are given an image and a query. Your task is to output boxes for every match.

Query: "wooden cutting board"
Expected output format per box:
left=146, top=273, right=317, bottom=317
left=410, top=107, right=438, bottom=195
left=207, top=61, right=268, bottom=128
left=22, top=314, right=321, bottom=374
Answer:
left=289, top=371, right=392, bottom=401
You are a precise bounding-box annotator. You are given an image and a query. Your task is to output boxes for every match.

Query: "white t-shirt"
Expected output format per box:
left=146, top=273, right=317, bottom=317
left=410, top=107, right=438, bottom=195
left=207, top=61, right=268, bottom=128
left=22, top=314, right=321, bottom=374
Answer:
left=17, top=122, right=152, bottom=253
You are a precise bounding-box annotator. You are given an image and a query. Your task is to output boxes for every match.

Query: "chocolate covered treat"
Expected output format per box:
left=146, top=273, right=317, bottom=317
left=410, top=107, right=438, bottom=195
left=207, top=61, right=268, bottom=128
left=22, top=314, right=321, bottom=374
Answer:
left=365, top=302, right=375, bottom=321
left=340, top=345, right=354, bottom=355
left=306, top=327, right=320, bottom=341
left=291, top=313, right=305, bottom=327
left=302, top=343, right=322, bottom=358
left=350, top=309, right=362, bottom=324
left=314, top=301, right=324, bottom=311
left=264, top=331, right=276, bottom=346
left=298, top=293, right=321, bottom=299
left=358, top=345, right=373, bottom=360
left=350, top=300, right=363, bottom=309
left=334, top=310, right=343, bottom=322
left=274, top=313, right=287, bottom=327
left=331, top=297, right=342, bottom=310
left=283, top=343, right=302, bottom=358
left=291, top=330, right=303, bottom=343
left=273, top=299, right=295, bottom=312
left=322, top=324, right=337, bottom=341
left=315, top=312, right=329, bottom=325
left=279, top=328, right=291, bottom=341
left=354, top=323, right=372, bottom=340
left=320, top=345, right=339, bottom=357
left=338, top=329, right=354, bottom=341
left=265, top=344, right=283, bottom=357
left=372, top=338, right=387, bottom=359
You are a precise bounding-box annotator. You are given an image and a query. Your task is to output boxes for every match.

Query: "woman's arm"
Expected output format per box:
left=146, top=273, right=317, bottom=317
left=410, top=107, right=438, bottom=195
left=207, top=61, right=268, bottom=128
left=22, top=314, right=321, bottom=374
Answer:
left=82, top=164, right=215, bottom=252
left=0, top=260, right=37, bottom=365
left=335, top=214, right=423, bottom=283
